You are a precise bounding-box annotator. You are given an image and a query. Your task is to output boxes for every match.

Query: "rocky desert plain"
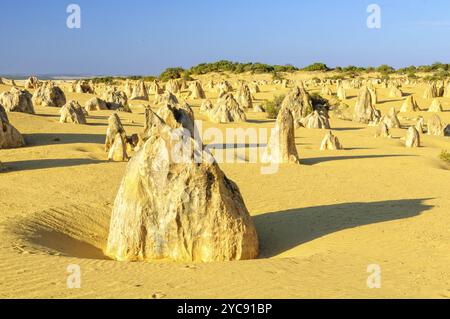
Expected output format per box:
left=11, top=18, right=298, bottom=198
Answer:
left=0, top=69, right=449, bottom=299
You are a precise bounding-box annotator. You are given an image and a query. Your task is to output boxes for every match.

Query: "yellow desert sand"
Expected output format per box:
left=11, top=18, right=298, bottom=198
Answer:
left=0, top=72, right=449, bottom=299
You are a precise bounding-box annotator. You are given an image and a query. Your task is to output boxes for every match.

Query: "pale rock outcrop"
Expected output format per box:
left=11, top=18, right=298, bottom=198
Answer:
left=124, top=80, right=133, bottom=97
left=189, top=81, right=206, bottom=99
left=59, top=100, right=87, bottom=124
left=73, top=80, right=94, bottom=94
left=84, top=97, right=108, bottom=111
left=262, top=107, right=300, bottom=164
left=423, top=82, right=438, bottom=99
left=217, top=81, right=233, bottom=97
left=131, top=80, right=148, bottom=100
left=208, top=93, right=246, bottom=123
left=150, top=80, right=163, bottom=95
left=32, top=81, right=66, bottom=107
left=105, top=124, right=259, bottom=262
left=375, top=122, right=391, bottom=138
left=381, top=107, right=401, bottom=129
left=369, top=87, right=378, bottom=105
left=237, top=83, right=253, bottom=109
left=389, top=86, right=403, bottom=98
left=320, top=131, right=343, bottom=150
left=108, top=133, right=128, bottom=162
left=105, top=113, right=127, bottom=153
left=428, top=99, right=443, bottom=112
left=427, top=114, right=444, bottom=136
left=337, top=85, right=346, bottom=100
left=280, top=86, right=313, bottom=127
left=0, top=104, right=25, bottom=149
left=250, top=82, right=260, bottom=94
left=400, top=95, right=420, bottom=112
left=157, top=102, right=196, bottom=137
left=405, top=126, right=420, bottom=148
left=166, top=79, right=180, bottom=94
left=353, top=86, right=380, bottom=123
left=321, top=86, right=333, bottom=96
left=157, top=91, right=179, bottom=106
left=0, top=87, right=34, bottom=114
left=415, top=116, right=425, bottom=134
left=444, top=82, right=450, bottom=98
left=301, top=110, right=331, bottom=129
left=200, top=99, right=213, bottom=115
left=25, top=76, right=40, bottom=89
left=102, top=88, right=131, bottom=112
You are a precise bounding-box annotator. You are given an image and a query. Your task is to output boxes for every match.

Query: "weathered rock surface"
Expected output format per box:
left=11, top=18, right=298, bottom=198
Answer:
left=427, top=114, right=444, bottom=136
left=301, top=110, right=331, bottom=129
left=102, top=88, right=131, bottom=112
left=428, top=99, right=443, bottom=112
left=353, top=86, right=380, bottom=123
left=59, top=100, right=87, bottom=124
left=0, top=104, right=25, bottom=149
left=262, top=107, right=300, bottom=164
left=32, top=81, right=66, bottom=107
left=105, top=113, right=127, bottom=153
left=405, top=126, right=420, bottom=148
left=105, top=124, right=259, bottom=262
left=0, top=87, right=34, bottom=114
left=131, top=80, right=148, bottom=100
left=85, top=97, right=108, bottom=111
left=320, top=131, right=343, bottom=150
left=400, top=95, right=420, bottom=112
left=208, top=93, right=246, bottom=123
left=189, top=81, right=206, bottom=99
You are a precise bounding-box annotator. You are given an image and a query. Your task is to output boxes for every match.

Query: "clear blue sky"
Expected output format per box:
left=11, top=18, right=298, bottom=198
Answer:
left=1, top=0, right=449, bottom=76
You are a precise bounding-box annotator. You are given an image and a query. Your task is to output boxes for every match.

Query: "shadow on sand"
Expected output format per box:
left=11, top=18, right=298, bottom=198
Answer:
left=5, top=158, right=105, bottom=172
left=24, top=133, right=105, bottom=146
left=254, top=198, right=433, bottom=258
left=301, top=154, right=414, bottom=166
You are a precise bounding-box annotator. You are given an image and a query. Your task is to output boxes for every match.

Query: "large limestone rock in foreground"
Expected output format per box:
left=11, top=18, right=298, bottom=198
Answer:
left=32, top=81, right=66, bottom=107
left=0, top=105, right=25, bottom=149
left=0, top=87, right=34, bottom=114
left=59, top=100, right=87, bottom=124
left=354, top=86, right=380, bottom=123
left=105, top=125, right=259, bottom=262
left=262, top=107, right=299, bottom=164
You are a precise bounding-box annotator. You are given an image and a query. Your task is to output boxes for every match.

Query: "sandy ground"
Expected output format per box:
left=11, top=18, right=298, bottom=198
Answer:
left=0, top=74, right=449, bottom=298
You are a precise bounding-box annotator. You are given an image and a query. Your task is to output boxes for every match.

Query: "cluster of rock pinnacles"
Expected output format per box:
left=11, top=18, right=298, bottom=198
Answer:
left=1, top=76, right=449, bottom=263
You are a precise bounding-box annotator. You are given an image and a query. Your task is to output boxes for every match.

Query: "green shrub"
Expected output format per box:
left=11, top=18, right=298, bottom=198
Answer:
left=440, top=150, right=450, bottom=163
left=302, top=63, right=330, bottom=72
left=264, top=95, right=285, bottom=119
left=159, top=67, right=185, bottom=81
